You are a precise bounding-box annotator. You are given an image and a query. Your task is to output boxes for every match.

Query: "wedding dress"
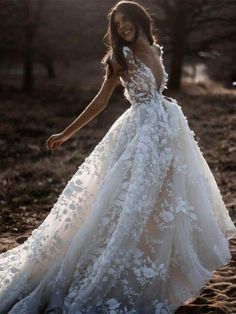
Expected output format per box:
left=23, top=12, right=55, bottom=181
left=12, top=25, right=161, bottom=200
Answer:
left=0, top=44, right=235, bottom=314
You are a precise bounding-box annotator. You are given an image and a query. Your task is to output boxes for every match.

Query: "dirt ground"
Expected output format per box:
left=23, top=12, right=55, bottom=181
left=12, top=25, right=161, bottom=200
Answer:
left=0, top=79, right=235, bottom=313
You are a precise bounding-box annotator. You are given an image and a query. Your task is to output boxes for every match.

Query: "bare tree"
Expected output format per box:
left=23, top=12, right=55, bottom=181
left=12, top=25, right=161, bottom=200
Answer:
left=155, top=0, right=236, bottom=89
left=21, top=0, right=47, bottom=92
left=0, top=0, right=48, bottom=92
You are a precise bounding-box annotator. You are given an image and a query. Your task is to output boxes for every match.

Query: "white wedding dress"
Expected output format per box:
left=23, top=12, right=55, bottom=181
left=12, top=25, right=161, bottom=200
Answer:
left=0, top=44, right=235, bottom=314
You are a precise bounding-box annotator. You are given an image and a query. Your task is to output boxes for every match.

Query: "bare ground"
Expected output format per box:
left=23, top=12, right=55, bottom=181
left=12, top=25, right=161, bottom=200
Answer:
left=0, top=79, right=235, bottom=313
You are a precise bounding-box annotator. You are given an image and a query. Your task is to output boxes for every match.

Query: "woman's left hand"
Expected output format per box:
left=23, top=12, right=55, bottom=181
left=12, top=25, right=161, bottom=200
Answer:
left=46, top=132, right=70, bottom=150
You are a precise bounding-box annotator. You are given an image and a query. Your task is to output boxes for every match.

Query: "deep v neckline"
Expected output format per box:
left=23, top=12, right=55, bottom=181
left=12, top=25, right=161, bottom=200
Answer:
left=131, top=45, right=162, bottom=92
left=136, top=56, right=161, bottom=92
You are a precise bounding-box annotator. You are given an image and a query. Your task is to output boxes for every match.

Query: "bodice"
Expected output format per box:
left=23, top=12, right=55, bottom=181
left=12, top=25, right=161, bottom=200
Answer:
left=119, top=44, right=168, bottom=107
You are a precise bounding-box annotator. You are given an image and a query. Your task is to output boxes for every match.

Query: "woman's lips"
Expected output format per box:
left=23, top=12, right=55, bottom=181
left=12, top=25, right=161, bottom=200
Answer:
left=122, top=29, right=132, bottom=37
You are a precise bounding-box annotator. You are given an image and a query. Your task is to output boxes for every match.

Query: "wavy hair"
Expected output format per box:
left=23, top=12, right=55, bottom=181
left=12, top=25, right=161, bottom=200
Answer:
left=101, top=1, right=158, bottom=79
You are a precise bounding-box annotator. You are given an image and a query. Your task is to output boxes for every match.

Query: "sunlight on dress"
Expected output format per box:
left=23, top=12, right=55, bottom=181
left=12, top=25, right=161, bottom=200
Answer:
left=0, top=44, right=235, bottom=314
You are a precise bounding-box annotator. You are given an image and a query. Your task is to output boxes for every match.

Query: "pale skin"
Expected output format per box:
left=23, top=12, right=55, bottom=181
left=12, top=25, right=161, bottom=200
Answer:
left=46, top=11, right=173, bottom=151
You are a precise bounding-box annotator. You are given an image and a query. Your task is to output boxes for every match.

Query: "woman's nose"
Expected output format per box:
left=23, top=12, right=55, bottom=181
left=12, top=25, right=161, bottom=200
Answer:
left=119, top=21, right=126, bottom=31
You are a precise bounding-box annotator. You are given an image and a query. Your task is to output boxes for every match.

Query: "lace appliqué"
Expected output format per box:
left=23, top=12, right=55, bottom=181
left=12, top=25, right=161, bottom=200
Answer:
left=0, top=42, right=235, bottom=314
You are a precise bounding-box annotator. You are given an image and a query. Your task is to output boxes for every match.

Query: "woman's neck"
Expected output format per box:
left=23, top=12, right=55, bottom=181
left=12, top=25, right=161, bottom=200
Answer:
left=131, top=32, right=152, bottom=54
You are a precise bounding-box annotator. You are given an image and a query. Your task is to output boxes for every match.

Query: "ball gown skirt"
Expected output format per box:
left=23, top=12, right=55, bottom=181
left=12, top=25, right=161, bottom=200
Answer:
left=0, top=45, right=235, bottom=314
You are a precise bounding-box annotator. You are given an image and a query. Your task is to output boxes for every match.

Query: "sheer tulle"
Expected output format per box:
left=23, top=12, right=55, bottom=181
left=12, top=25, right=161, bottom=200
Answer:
left=0, top=44, right=235, bottom=314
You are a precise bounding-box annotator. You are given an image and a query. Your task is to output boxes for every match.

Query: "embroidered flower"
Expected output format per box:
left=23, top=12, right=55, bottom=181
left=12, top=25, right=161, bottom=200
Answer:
left=159, top=210, right=174, bottom=223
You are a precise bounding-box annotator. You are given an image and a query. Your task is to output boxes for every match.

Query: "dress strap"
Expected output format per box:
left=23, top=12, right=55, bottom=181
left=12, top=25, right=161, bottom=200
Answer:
left=122, top=46, right=131, bottom=57
left=152, top=42, right=164, bottom=60
left=122, top=46, right=135, bottom=65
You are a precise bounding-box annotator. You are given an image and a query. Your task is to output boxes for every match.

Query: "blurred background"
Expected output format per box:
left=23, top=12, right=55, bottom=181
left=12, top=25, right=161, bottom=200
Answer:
left=0, top=0, right=236, bottom=91
left=0, top=1, right=236, bottom=312
left=1, top=0, right=236, bottom=239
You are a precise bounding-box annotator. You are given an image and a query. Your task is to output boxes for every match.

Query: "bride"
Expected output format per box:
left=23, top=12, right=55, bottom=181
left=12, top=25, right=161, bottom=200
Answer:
left=0, top=1, right=235, bottom=313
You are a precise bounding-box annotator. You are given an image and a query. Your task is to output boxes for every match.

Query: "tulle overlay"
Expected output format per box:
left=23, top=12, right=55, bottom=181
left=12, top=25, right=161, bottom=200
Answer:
left=0, top=45, right=235, bottom=314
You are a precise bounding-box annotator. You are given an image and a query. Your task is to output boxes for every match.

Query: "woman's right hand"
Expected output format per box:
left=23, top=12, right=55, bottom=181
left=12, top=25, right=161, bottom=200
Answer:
left=46, top=132, right=70, bottom=150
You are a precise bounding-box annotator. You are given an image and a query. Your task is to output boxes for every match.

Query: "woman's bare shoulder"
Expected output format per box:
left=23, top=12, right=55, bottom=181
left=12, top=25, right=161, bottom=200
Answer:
left=110, top=54, right=123, bottom=72
left=103, top=53, right=122, bottom=80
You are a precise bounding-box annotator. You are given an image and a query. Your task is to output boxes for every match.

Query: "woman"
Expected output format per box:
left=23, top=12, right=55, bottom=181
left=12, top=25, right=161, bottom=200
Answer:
left=0, top=1, right=235, bottom=313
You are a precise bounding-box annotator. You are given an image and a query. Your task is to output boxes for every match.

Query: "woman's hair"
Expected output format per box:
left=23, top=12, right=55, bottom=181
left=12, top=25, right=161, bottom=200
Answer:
left=101, top=0, right=158, bottom=79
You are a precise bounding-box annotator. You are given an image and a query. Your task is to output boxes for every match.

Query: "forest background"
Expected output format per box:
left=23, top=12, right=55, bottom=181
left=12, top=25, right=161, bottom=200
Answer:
left=0, top=1, right=236, bottom=312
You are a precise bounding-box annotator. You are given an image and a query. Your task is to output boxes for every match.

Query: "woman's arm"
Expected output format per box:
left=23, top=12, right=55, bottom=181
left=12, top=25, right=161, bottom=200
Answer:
left=46, top=61, right=121, bottom=150
left=62, top=74, right=118, bottom=138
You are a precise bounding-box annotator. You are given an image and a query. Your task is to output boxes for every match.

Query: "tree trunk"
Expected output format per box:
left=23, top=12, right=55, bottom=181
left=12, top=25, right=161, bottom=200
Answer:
left=44, top=59, right=56, bottom=79
left=168, top=2, right=188, bottom=90
left=22, top=0, right=46, bottom=92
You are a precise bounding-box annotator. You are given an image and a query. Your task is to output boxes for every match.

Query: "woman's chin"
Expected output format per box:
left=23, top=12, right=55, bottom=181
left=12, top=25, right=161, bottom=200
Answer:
left=123, top=36, right=134, bottom=43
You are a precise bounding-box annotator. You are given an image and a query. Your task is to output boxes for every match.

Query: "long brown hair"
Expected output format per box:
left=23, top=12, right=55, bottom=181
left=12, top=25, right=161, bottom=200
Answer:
left=102, top=0, right=158, bottom=78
